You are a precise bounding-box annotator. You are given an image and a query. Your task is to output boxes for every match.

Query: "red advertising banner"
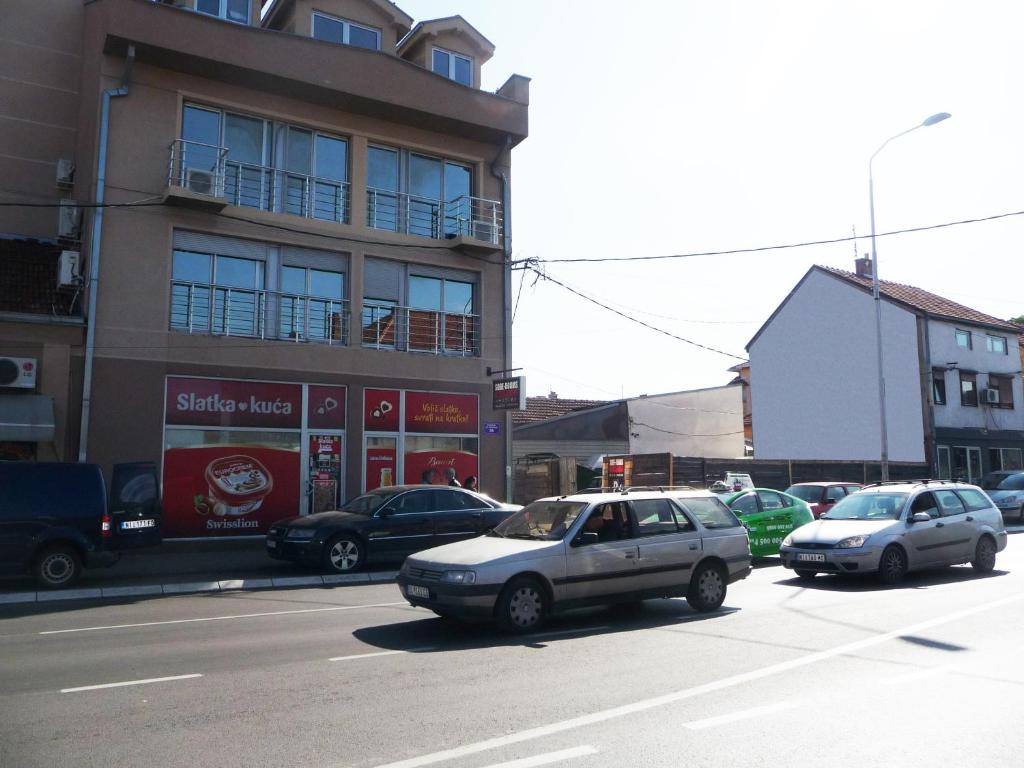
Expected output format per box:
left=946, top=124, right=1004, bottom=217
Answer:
left=166, top=377, right=302, bottom=429
left=365, top=447, right=398, bottom=491
left=404, top=391, right=479, bottom=434
left=162, top=444, right=300, bottom=537
left=308, top=385, right=347, bottom=430
left=404, top=450, right=479, bottom=487
left=364, top=388, right=400, bottom=432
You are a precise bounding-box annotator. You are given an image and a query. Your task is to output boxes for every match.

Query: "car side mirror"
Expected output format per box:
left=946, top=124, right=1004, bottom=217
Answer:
left=574, top=531, right=599, bottom=547
left=909, top=512, right=931, bottom=523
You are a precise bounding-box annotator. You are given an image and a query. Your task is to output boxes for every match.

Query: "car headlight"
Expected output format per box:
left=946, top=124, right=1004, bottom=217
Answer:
left=781, top=534, right=793, bottom=547
left=836, top=535, right=868, bottom=549
left=441, top=570, right=476, bottom=584
left=285, top=528, right=316, bottom=540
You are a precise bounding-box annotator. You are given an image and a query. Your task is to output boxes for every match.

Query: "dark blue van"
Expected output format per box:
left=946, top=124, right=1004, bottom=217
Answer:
left=0, top=462, right=162, bottom=588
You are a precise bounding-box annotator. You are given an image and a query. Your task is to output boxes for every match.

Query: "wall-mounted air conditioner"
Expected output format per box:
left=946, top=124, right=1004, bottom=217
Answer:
left=56, top=159, right=75, bottom=189
left=0, top=357, right=37, bottom=389
left=58, top=201, right=82, bottom=240
left=185, top=168, right=216, bottom=196
left=58, top=250, right=82, bottom=288
left=984, top=388, right=1001, bottom=405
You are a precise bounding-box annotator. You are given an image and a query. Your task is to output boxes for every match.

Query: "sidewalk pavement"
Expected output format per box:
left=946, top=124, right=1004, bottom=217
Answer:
left=0, top=538, right=400, bottom=605
left=4, top=525, right=1022, bottom=606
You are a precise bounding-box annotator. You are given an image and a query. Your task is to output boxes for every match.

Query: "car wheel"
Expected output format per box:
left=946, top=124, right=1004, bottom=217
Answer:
left=877, top=545, right=908, bottom=586
left=34, top=545, right=82, bottom=589
left=322, top=534, right=365, bottom=574
left=686, top=562, right=727, bottom=612
left=971, top=536, right=997, bottom=573
left=496, top=576, right=548, bottom=633
left=794, top=569, right=817, bottom=582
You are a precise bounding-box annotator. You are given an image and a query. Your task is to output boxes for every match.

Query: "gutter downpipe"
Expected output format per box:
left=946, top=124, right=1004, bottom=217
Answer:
left=490, top=136, right=513, bottom=502
left=78, top=46, right=134, bottom=462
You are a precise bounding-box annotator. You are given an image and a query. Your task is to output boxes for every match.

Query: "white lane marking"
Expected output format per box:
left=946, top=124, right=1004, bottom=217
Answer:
left=40, top=602, right=409, bottom=635
left=328, top=647, right=436, bottom=662
left=61, top=673, right=202, bottom=694
left=365, top=590, right=1024, bottom=768
left=478, top=746, right=598, bottom=768
left=528, top=626, right=611, bottom=640
left=684, top=701, right=796, bottom=730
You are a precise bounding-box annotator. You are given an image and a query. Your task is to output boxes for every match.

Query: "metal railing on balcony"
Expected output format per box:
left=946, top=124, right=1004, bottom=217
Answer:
left=168, top=139, right=351, bottom=224
left=361, top=301, right=479, bottom=356
left=366, top=188, right=503, bottom=245
left=170, top=280, right=349, bottom=344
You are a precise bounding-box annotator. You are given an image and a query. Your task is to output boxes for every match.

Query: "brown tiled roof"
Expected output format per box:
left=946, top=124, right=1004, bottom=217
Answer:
left=511, top=396, right=608, bottom=426
left=820, top=267, right=1020, bottom=332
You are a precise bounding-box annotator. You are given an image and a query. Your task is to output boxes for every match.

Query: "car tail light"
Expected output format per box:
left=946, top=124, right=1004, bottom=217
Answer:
left=101, top=514, right=112, bottom=537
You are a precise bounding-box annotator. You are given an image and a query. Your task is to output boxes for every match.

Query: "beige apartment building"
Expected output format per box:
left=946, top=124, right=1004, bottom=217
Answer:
left=0, top=0, right=528, bottom=537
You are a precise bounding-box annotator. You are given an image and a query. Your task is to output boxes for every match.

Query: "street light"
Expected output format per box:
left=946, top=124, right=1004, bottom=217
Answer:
left=868, top=112, right=951, bottom=481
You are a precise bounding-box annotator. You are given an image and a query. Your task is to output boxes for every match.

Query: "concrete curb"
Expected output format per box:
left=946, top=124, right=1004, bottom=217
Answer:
left=0, top=571, right=400, bottom=605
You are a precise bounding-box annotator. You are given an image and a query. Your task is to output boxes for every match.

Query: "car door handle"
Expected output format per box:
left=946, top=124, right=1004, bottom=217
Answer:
left=689, top=543, right=698, bottom=550
left=624, top=553, right=636, bottom=559
left=936, top=522, right=945, bottom=528
left=965, top=516, right=974, bottom=522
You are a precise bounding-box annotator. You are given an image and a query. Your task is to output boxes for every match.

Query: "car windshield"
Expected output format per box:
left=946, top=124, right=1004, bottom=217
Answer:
left=340, top=491, right=395, bottom=515
left=823, top=492, right=907, bottom=520
left=980, top=472, right=1024, bottom=491
left=677, top=497, right=740, bottom=529
left=490, top=500, right=588, bottom=541
left=785, top=485, right=823, bottom=502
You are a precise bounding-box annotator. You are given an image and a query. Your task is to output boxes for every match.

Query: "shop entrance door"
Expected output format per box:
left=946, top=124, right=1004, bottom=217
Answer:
left=308, top=434, right=343, bottom=514
left=952, top=446, right=982, bottom=483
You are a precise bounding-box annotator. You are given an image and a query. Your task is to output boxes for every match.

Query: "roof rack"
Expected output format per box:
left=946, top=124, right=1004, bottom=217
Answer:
left=625, top=485, right=695, bottom=493
left=861, top=479, right=961, bottom=489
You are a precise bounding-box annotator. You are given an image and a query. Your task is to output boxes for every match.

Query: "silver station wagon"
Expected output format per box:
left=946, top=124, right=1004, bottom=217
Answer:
left=779, top=480, right=1008, bottom=584
left=397, top=489, right=752, bottom=632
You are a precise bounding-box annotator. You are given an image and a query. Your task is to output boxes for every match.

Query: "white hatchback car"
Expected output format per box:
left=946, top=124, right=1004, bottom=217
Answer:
left=397, top=489, right=752, bottom=632
left=779, top=480, right=1008, bottom=584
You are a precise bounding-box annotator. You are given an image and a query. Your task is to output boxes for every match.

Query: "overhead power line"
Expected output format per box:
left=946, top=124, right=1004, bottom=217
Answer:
left=525, top=266, right=747, bottom=361
left=511, top=208, right=1024, bottom=266
left=630, top=420, right=744, bottom=438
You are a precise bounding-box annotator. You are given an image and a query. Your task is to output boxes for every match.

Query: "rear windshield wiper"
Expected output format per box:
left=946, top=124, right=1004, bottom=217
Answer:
left=486, top=528, right=505, bottom=538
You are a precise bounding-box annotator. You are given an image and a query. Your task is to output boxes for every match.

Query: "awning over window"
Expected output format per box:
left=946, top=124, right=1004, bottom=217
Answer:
left=0, top=395, right=56, bottom=442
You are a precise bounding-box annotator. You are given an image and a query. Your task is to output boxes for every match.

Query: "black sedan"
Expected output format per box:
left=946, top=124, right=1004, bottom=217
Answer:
left=266, top=485, right=521, bottom=573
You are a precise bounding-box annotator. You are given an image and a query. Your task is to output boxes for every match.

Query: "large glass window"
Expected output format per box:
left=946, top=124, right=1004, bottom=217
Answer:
left=195, top=0, right=250, bottom=24
left=366, top=148, right=473, bottom=238
left=432, top=47, right=472, bottom=86
left=955, top=329, right=972, bottom=349
left=279, top=267, right=345, bottom=342
left=367, top=146, right=400, bottom=231
left=312, top=12, right=381, bottom=50
left=170, top=250, right=264, bottom=337
left=989, top=375, right=1014, bottom=409
left=986, top=335, right=1008, bottom=354
left=960, top=371, right=978, bottom=407
left=407, top=276, right=475, bottom=354
left=932, top=369, right=946, bottom=405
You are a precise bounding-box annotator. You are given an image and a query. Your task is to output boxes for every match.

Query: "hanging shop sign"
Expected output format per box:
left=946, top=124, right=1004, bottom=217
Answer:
left=492, top=376, right=526, bottom=411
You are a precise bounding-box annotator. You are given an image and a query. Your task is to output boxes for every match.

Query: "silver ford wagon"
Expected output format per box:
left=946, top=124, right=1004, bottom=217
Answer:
left=397, top=489, right=752, bottom=632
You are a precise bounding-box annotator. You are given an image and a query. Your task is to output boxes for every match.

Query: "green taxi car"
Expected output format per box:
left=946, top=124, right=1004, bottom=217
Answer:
left=724, top=488, right=814, bottom=557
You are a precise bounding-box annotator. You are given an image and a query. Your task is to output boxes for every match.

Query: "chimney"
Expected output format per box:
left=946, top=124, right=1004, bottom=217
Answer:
left=855, top=256, right=874, bottom=279
left=548, top=390, right=558, bottom=399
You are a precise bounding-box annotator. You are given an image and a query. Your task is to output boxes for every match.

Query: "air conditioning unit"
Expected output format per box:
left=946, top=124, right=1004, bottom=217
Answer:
left=58, top=201, right=82, bottom=240
left=57, top=250, right=82, bottom=288
left=185, top=168, right=216, bottom=196
left=0, top=357, right=37, bottom=389
left=984, top=388, right=1000, bottom=405
left=56, top=159, right=75, bottom=189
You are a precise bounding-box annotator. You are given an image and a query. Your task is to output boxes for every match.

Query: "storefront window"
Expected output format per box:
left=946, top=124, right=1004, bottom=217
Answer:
left=365, top=436, right=397, bottom=491
left=404, top=436, right=478, bottom=486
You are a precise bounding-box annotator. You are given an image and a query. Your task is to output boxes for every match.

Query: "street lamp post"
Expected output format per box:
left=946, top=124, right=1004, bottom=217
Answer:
left=868, top=112, right=951, bottom=482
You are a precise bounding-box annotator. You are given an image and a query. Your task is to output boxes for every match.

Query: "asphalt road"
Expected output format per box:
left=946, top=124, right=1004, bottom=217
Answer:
left=2, top=541, right=1022, bottom=768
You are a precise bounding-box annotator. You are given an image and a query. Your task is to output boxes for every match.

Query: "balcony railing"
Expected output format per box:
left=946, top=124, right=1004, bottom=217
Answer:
left=170, top=280, right=349, bottom=344
left=367, top=188, right=503, bottom=246
left=168, top=139, right=351, bottom=224
left=361, top=301, right=479, bottom=356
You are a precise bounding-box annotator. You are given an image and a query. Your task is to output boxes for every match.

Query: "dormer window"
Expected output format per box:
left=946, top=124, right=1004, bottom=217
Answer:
left=194, top=0, right=250, bottom=25
left=432, top=47, right=472, bottom=86
left=313, top=12, right=381, bottom=51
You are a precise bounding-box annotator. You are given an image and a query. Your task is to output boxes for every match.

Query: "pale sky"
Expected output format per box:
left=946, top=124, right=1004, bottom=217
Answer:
left=403, top=0, right=1024, bottom=400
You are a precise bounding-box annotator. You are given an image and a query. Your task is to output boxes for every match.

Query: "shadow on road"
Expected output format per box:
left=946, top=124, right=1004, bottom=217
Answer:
left=774, top=565, right=1009, bottom=593
left=352, top=599, right=742, bottom=653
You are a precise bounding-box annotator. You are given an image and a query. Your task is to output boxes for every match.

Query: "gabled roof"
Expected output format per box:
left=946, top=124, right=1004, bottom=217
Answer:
left=511, top=396, right=608, bottom=426
left=747, top=265, right=1020, bottom=351
left=397, top=15, right=495, bottom=59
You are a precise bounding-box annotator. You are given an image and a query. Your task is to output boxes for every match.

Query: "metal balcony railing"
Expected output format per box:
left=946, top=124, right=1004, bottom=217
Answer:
left=168, top=139, right=351, bottom=224
left=170, top=280, right=349, bottom=344
left=366, top=188, right=503, bottom=245
left=360, top=301, right=479, bottom=356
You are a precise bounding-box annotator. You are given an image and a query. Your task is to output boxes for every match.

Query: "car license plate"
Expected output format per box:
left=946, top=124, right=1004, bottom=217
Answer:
left=266, top=540, right=277, bottom=548
left=121, top=519, right=155, bottom=530
left=796, top=553, right=826, bottom=562
left=406, top=584, right=430, bottom=599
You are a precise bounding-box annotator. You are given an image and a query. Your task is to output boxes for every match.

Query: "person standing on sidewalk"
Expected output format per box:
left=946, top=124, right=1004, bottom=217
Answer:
left=445, top=468, right=461, bottom=487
